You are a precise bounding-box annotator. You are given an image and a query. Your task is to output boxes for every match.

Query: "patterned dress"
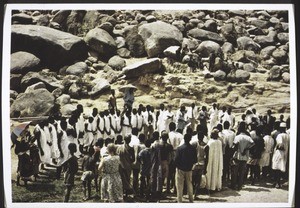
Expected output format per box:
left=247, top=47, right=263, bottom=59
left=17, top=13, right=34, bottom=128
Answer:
left=101, top=155, right=123, bottom=202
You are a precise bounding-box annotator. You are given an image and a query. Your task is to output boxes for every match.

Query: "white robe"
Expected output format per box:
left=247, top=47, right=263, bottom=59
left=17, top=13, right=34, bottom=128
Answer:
left=56, top=130, right=71, bottom=166
left=35, top=125, right=52, bottom=165
left=131, top=113, right=139, bottom=129
left=156, top=109, right=166, bottom=133
left=49, top=123, right=59, bottom=159
left=137, top=113, right=144, bottom=133
left=272, top=133, right=289, bottom=172
left=97, top=116, right=105, bottom=139
left=66, top=123, right=81, bottom=158
left=163, top=111, right=175, bottom=133
left=209, top=107, right=219, bottom=130
left=222, top=112, right=235, bottom=129
left=122, top=115, right=132, bottom=138
left=259, top=135, right=274, bottom=167
left=206, top=139, right=223, bottom=191
left=76, top=114, right=85, bottom=145
left=113, top=115, right=122, bottom=137
left=84, top=121, right=95, bottom=147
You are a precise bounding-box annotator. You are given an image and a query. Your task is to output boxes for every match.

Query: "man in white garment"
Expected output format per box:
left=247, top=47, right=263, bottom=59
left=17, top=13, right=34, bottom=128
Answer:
left=186, top=103, right=199, bottom=131
left=222, top=108, right=235, bottom=129
left=209, top=103, right=219, bottom=131
left=156, top=103, right=166, bottom=134
left=205, top=129, right=223, bottom=193
left=103, top=110, right=112, bottom=140
left=163, top=105, right=175, bottom=133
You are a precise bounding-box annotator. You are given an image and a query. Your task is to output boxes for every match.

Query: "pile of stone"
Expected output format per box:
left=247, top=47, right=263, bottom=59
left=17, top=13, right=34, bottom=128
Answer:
left=10, top=9, right=290, bottom=117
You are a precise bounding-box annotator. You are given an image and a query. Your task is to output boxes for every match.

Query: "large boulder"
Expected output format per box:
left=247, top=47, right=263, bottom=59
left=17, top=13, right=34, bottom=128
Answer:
left=253, top=30, right=277, bottom=47
left=213, top=70, right=226, bottom=81
left=64, top=10, right=87, bottom=35
left=122, top=58, right=163, bottom=79
left=204, top=19, right=218, bottom=32
left=235, top=69, right=251, bottom=83
left=277, top=33, right=289, bottom=44
left=82, top=10, right=102, bottom=30
left=108, top=55, right=126, bottom=71
left=237, top=36, right=261, bottom=52
left=12, top=13, right=33, bottom=24
left=260, top=46, right=276, bottom=60
left=138, top=21, right=183, bottom=57
left=10, top=74, right=23, bottom=92
left=268, top=65, right=282, bottom=81
left=21, top=71, right=64, bottom=92
left=243, top=63, right=256, bottom=72
left=194, top=40, right=222, bottom=57
left=220, top=23, right=238, bottom=44
left=10, top=88, right=55, bottom=117
left=68, top=82, right=81, bottom=99
left=51, top=10, right=71, bottom=25
left=66, top=62, right=88, bottom=76
left=172, top=20, right=186, bottom=33
left=282, top=72, right=290, bottom=83
left=272, top=48, right=288, bottom=64
left=117, top=48, right=131, bottom=58
left=61, top=104, right=77, bottom=116
left=56, top=94, right=71, bottom=106
left=88, top=78, right=111, bottom=98
left=84, top=28, right=117, bottom=58
left=182, top=38, right=199, bottom=51
left=11, top=25, right=88, bottom=70
left=231, top=50, right=258, bottom=63
left=163, top=46, right=181, bottom=60
left=125, top=26, right=145, bottom=57
left=221, top=42, right=234, bottom=54
left=248, top=18, right=268, bottom=29
left=187, top=28, right=224, bottom=44
left=24, top=82, right=46, bottom=93
left=11, top=51, right=41, bottom=75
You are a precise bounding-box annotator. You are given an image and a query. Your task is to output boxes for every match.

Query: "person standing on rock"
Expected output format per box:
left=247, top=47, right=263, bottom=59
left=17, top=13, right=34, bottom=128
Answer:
left=208, top=53, right=216, bottom=72
left=108, top=89, right=118, bottom=112
left=123, top=88, right=135, bottom=110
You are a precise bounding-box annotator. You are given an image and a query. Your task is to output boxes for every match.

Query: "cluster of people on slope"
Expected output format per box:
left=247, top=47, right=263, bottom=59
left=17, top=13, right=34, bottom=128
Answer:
left=12, top=94, right=290, bottom=203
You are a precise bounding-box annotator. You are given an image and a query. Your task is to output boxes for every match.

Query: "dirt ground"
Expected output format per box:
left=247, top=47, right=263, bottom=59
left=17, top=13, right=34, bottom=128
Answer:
left=10, top=150, right=290, bottom=205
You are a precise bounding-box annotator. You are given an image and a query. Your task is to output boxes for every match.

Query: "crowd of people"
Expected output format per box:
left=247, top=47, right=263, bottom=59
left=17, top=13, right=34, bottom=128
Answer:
left=12, top=94, right=290, bottom=203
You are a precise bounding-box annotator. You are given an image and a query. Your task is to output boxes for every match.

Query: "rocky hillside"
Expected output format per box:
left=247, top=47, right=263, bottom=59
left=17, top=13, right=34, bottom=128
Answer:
left=10, top=9, right=290, bottom=118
